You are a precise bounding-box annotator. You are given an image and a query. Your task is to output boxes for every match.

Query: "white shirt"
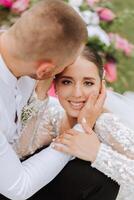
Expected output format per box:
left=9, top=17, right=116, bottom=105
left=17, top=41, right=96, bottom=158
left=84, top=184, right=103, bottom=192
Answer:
left=0, top=55, right=71, bottom=200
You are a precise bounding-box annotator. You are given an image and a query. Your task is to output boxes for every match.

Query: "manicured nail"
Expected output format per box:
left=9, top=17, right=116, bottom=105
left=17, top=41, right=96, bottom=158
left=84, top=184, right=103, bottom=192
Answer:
left=82, top=118, right=86, bottom=124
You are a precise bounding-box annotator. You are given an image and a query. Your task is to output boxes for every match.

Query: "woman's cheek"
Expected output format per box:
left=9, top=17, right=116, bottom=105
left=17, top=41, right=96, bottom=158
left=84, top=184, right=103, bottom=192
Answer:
left=57, top=89, right=69, bottom=101
left=85, top=86, right=96, bottom=95
left=86, top=86, right=100, bottom=97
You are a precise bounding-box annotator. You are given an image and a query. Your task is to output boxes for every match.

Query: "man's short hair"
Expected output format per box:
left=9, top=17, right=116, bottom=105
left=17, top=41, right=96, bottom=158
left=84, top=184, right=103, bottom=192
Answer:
left=8, top=0, right=87, bottom=64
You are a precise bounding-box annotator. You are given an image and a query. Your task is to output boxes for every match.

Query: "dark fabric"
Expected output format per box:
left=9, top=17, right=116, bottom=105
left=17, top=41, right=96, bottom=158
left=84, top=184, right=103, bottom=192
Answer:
left=28, top=158, right=119, bottom=200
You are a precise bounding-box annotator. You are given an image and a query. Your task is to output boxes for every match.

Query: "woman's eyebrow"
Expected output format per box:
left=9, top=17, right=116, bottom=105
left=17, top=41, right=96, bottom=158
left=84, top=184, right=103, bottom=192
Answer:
left=83, top=77, right=96, bottom=81
left=58, top=76, right=96, bottom=80
left=59, top=76, right=73, bottom=79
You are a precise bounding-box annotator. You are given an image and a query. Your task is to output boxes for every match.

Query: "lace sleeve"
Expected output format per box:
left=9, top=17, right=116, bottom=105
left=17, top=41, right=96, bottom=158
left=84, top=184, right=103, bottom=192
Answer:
left=13, top=90, right=50, bottom=158
left=92, top=143, right=134, bottom=186
left=95, top=113, right=134, bottom=159
left=13, top=88, right=63, bottom=159
left=91, top=113, right=134, bottom=186
left=30, top=98, right=63, bottom=154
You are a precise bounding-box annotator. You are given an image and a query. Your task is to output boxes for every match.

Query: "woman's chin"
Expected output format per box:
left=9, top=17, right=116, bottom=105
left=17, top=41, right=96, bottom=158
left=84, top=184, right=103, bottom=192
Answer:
left=67, top=110, right=80, bottom=118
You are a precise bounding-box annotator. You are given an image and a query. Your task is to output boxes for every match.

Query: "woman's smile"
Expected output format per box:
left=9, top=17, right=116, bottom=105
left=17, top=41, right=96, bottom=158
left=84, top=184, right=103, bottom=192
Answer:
left=68, top=100, right=86, bottom=110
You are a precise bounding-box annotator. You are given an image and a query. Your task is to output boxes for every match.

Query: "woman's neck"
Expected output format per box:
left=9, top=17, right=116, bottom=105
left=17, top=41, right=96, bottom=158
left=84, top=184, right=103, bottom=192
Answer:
left=60, top=112, right=77, bottom=134
left=67, top=115, right=77, bottom=128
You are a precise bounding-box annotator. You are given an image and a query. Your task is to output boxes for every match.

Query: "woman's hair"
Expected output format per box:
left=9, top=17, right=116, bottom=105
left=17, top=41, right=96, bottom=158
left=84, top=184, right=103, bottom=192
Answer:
left=53, top=46, right=104, bottom=97
left=81, top=46, right=104, bottom=80
left=55, top=46, right=104, bottom=81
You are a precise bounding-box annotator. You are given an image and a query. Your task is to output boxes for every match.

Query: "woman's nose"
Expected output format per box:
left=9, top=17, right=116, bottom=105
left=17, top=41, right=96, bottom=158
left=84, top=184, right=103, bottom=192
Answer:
left=72, top=85, right=83, bottom=97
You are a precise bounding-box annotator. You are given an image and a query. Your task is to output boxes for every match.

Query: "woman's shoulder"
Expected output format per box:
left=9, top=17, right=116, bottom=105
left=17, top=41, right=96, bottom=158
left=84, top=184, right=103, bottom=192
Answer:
left=96, top=111, right=120, bottom=127
left=48, top=96, right=61, bottom=106
left=95, top=110, right=133, bottom=135
left=46, top=96, right=64, bottom=118
left=48, top=96, right=63, bottom=111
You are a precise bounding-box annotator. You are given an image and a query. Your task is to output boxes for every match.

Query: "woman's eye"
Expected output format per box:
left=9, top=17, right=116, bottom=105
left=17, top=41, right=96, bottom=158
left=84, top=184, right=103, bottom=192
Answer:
left=61, top=80, right=71, bottom=85
left=84, top=81, right=94, bottom=86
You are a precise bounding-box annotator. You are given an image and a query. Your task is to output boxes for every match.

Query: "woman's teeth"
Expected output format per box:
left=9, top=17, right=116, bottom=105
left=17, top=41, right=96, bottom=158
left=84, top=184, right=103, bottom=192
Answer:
left=69, top=101, right=85, bottom=109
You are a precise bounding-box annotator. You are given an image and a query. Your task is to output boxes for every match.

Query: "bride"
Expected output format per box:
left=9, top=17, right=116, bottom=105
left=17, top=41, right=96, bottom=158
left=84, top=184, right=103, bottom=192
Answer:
left=14, top=46, right=134, bottom=200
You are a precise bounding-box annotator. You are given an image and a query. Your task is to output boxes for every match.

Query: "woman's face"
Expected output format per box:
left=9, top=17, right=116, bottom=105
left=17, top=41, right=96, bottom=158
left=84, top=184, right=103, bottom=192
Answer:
left=55, top=56, right=102, bottom=118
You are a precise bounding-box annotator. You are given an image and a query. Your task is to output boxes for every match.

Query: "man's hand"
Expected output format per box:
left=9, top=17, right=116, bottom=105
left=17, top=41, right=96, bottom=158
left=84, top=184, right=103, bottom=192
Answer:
left=52, top=128, right=100, bottom=163
left=78, top=81, right=106, bottom=133
left=35, top=78, right=53, bottom=100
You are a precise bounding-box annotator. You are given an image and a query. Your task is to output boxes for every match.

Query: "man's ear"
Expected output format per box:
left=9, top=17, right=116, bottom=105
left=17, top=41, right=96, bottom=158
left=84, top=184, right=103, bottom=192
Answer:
left=36, top=61, right=55, bottom=79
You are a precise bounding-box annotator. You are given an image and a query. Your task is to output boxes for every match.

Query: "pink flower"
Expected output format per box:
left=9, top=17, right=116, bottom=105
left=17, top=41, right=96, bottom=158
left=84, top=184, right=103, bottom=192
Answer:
left=104, top=60, right=117, bottom=83
left=0, top=0, right=13, bottom=8
left=11, top=0, right=29, bottom=13
left=97, top=7, right=116, bottom=22
left=48, top=83, right=57, bottom=98
left=109, top=33, right=134, bottom=56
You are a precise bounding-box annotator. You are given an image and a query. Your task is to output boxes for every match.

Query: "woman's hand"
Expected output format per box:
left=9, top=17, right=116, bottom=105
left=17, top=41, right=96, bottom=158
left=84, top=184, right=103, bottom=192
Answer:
left=78, top=81, right=106, bottom=132
left=52, top=128, right=101, bottom=163
left=35, top=78, right=53, bottom=100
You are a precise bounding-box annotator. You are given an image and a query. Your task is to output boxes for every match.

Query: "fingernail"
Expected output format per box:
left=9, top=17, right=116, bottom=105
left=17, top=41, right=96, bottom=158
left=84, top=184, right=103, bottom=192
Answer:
left=82, top=118, right=86, bottom=124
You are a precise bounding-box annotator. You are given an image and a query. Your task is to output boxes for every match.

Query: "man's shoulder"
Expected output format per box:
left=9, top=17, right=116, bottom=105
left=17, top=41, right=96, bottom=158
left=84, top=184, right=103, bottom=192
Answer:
left=18, top=76, right=36, bottom=87
left=18, top=76, right=36, bottom=105
left=18, top=76, right=36, bottom=93
left=0, top=78, right=9, bottom=95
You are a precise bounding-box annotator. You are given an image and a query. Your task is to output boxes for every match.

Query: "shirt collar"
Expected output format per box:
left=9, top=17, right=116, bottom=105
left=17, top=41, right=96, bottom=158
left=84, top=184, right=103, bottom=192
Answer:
left=0, top=55, right=17, bottom=88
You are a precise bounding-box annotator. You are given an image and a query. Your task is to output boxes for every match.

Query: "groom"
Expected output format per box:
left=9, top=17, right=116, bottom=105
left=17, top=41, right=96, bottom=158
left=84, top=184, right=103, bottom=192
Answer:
left=0, top=0, right=119, bottom=199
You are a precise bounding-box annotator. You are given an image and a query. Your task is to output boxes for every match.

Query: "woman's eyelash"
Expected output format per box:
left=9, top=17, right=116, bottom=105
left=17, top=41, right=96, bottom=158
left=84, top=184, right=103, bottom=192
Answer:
left=84, top=81, right=94, bottom=86
left=61, top=80, right=71, bottom=85
left=60, top=80, right=94, bottom=86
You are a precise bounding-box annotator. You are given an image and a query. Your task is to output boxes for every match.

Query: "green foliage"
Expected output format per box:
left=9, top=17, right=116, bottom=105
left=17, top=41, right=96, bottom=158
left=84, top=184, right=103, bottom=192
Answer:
left=108, top=0, right=134, bottom=92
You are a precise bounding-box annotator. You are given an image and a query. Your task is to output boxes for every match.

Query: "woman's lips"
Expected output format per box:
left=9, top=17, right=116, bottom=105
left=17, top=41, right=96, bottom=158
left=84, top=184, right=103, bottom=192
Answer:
left=69, top=101, right=85, bottom=110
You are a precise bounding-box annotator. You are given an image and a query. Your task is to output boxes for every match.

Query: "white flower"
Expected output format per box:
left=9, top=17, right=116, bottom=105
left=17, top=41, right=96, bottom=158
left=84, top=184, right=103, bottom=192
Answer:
left=87, top=25, right=110, bottom=45
left=81, top=10, right=100, bottom=25
left=68, top=1, right=110, bottom=46
left=69, top=0, right=83, bottom=7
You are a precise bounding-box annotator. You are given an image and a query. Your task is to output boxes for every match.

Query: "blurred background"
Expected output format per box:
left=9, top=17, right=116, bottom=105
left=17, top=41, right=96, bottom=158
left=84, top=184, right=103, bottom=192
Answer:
left=0, top=0, right=134, bottom=93
left=109, top=0, right=134, bottom=92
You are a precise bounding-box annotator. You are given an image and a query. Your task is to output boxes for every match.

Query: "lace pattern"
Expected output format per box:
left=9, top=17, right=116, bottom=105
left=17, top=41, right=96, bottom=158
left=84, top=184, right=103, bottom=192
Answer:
left=21, top=90, right=48, bottom=128
left=92, top=113, right=134, bottom=200
left=13, top=92, right=63, bottom=158
left=95, top=113, right=134, bottom=158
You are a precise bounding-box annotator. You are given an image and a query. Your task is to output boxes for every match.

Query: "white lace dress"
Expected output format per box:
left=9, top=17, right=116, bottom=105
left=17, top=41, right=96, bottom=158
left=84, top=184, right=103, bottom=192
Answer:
left=13, top=93, right=64, bottom=159
left=13, top=94, right=134, bottom=200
